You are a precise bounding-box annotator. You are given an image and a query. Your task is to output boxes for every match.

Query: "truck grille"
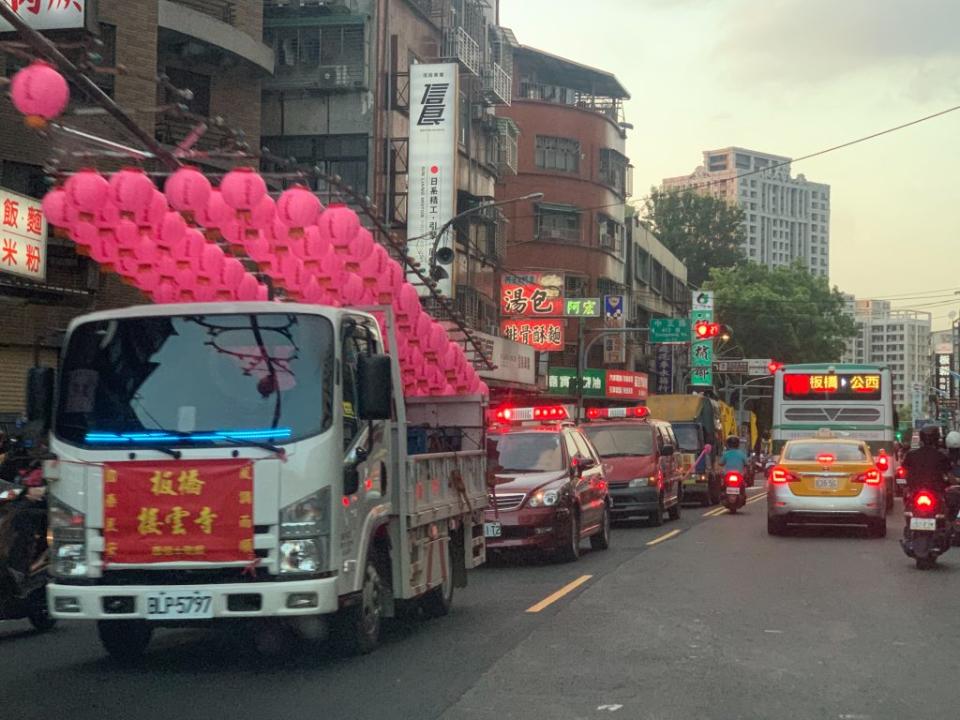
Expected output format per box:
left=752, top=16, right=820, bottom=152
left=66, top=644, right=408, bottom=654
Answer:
left=489, top=493, right=525, bottom=511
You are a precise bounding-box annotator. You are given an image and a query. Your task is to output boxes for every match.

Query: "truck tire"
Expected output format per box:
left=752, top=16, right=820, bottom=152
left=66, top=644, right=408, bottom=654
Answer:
left=649, top=495, right=665, bottom=527
left=97, top=620, right=152, bottom=661
left=332, top=554, right=384, bottom=655
left=420, top=540, right=454, bottom=619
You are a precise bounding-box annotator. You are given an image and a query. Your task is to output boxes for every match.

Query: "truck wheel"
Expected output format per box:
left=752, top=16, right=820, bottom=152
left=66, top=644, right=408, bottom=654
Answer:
left=97, top=620, right=152, bottom=660
left=420, top=541, right=454, bottom=619
left=332, top=555, right=384, bottom=655
left=668, top=496, right=681, bottom=521
left=649, top=495, right=665, bottom=527
left=590, top=505, right=611, bottom=551
left=27, top=594, right=56, bottom=633
left=709, top=479, right=721, bottom=505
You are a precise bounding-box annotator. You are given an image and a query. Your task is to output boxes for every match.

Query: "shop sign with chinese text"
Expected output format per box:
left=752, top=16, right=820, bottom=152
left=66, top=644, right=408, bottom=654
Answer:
left=102, top=460, right=255, bottom=564
left=474, top=330, right=536, bottom=386
left=563, top=298, right=601, bottom=317
left=0, top=186, right=46, bottom=281
left=500, top=282, right=564, bottom=316
left=547, top=367, right=605, bottom=397
left=500, top=319, right=563, bottom=352
left=0, top=0, right=86, bottom=32
left=406, top=63, right=459, bottom=297
left=603, top=295, right=626, bottom=364
left=606, top=370, right=649, bottom=401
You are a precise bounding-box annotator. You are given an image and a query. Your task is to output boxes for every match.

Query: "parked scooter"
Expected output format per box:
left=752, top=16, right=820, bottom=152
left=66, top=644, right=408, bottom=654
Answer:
left=900, top=486, right=960, bottom=570
left=721, top=471, right=748, bottom=513
left=0, top=462, right=55, bottom=632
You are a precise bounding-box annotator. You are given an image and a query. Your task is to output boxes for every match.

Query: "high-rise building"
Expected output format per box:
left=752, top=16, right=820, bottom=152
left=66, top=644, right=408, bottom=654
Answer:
left=844, top=300, right=932, bottom=408
left=663, top=147, right=831, bottom=277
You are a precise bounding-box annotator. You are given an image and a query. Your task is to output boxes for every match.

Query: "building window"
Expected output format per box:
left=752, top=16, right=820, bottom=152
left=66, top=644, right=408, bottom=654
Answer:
left=597, top=214, right=624, bottom=254
left=535, top=204, right=581, bottom=243
left=266, top=24, right=364, bottom=69
left=735, top=153, right=751, bottom=169
left=599, top=148, right=628, bottom=196
left=262, top=134, right=369, bottom=194
left=164, top=67, right=211, bottom=116
left=708, top=154, right=727, bottom=172
left=634, top=247, right=650, bottom=284
left=535, top=136, right=580, bottom=173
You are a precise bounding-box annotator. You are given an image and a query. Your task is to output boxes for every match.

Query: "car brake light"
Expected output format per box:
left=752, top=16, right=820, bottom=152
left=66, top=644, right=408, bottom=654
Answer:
left=770, top=466, right=798, bottom=483
left=876, top=451, right=889, bottom=472
left=816, top=453, right=835, bottom=465
left=725, top=471, right=743, bottom=486
left=854, top=468, right=881, bottom=485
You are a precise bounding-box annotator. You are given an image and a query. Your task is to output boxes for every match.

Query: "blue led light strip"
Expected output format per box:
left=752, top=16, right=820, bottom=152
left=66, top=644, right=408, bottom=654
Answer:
left=84, top=428, right=292, bottom=444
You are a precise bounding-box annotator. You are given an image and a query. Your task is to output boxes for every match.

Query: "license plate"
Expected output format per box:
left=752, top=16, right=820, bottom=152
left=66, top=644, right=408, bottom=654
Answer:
left=910, top=518, right=937, bottom=532
left=146, top=591, right=214, bottom=620
left=726, top=487, right=741, bottom=495
left=896, top=478, right=907, bottom=486
left=815, top=477, right=839, bottom=490
left=484, top=522, right=502, bottom=538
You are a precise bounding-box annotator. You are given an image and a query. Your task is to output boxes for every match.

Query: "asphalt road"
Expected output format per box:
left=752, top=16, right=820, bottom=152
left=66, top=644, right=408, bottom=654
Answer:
left=1, top=491, right=955, bottom=720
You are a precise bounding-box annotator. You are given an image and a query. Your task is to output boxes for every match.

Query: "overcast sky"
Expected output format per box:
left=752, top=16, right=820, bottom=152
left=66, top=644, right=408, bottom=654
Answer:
left=500, top=0, right=960, bottom=328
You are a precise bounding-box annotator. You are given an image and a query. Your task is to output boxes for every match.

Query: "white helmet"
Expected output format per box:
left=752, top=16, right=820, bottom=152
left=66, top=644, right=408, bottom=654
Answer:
left=946, top=431, right=960, bottom=449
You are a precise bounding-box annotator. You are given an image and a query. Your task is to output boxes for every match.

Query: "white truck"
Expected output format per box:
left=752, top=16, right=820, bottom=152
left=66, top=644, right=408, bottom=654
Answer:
left=31, top=302, right=487, bottom=658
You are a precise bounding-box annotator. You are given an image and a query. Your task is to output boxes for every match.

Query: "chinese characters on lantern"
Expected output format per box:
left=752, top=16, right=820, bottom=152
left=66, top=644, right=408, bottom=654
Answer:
left=0, top=188, right=46, bottom=281
left=103, top=460, right=254, bottom=563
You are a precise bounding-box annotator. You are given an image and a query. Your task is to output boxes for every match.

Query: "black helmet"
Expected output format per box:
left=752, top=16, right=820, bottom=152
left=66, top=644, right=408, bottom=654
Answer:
left=726, top=435, right=740, bottom=449
left=920, top=425, right=941, bottom=447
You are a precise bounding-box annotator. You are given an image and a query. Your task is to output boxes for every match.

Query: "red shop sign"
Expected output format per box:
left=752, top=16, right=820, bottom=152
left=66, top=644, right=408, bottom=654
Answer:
left=500, top=282, right=563, bottom=317
left=605, top=370, right=649, bottom=400
left=500, top=319, right=564, bottom=352
left=103, top=460, right=254, bottom=564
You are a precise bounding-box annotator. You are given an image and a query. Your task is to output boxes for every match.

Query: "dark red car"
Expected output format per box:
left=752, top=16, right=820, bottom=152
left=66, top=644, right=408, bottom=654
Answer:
left=485, top=406, right=610, bottom=561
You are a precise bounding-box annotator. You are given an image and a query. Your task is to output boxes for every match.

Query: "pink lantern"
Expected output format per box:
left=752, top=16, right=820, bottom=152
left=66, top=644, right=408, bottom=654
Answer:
left=115, top=219, right=141, bottom=250
left=165, top=167, right=212, bottom=215
left=478, top=382, right=490, bottom=397
left=110, top=168, right=156, bottom=215
left=42, top=189, right=69, bottom=227
left=236, top=274, right=261, bottom=302
left=10, top=61, right=70, bottom=129
left=64, top=169, right=110, bottom=217
left=69, top=222, right=99, bottom=257
left=277, top=186, right=322, bottom=231
left=322, top=204, right=361, bottom=252
left=248, top=194, right=276, bottom=230
left=196, top=189, right=228, bottom=229
left=220, top=167, right=267, bottom=212
left=347, top=228, right=374, bottom=267
left=342, top=273, right=365, bottom=306
left=132, top=191, right=168, bottom=230
left=94, top=201, right=120, bottom=230
left=159, top=211, right=187, bottom=247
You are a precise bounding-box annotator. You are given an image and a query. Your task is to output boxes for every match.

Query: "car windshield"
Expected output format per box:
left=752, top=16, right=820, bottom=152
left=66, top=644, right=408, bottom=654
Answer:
left=581, top=425, right=655, bottom=457
left=55, top=313, right=335, bottom=448
left=784, top=443, right=867, bottom=462
left=487, top=433, right=564, bottom=472
left=671, top=424, right=701, bottom=451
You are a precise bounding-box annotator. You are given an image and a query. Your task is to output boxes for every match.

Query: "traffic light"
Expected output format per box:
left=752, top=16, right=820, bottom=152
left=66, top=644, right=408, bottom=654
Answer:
left=694, top=321, right=721, bottom=339
left=768, top=361, right=783, bottom=375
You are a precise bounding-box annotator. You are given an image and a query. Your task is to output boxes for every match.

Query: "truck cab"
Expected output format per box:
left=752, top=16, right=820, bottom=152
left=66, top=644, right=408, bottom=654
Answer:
left=36, top=302, right=487, bottom=658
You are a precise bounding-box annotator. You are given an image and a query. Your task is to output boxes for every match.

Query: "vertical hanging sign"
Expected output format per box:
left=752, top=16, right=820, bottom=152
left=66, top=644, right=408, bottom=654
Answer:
left=407, top=63, right=460, bottom=297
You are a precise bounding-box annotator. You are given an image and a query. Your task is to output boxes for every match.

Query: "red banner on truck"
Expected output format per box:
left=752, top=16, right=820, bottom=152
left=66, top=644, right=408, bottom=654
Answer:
left=103, top=460, right=254, bottom=564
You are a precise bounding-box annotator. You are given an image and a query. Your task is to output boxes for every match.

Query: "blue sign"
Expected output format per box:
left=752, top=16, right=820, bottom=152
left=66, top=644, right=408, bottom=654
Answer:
left=656, top=345, right=673, bottom=395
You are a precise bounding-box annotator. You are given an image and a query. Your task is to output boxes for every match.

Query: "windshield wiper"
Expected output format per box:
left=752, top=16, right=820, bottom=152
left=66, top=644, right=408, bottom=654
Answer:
left=215, top=435, right=286, bottom=458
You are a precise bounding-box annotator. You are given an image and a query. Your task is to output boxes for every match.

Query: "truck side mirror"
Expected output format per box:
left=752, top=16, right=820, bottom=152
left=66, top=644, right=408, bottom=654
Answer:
left=357, top=354, right=392, bottom=421
left=26, top=367, right=55, bottom=431
left=661, top=444, right=676, bottom=457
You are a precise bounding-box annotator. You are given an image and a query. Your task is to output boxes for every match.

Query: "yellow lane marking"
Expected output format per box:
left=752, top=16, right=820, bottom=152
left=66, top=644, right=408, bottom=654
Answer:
left=526, top=575, right=593, bottom=613
left=746, top=493, right=768, bottom=505
left=702, top=507, right=726, bottom=517
left=646, top=529, right=682, bottom=546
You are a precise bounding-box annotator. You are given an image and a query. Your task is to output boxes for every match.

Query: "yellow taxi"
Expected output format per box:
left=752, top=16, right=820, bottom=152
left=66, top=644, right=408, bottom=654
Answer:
left=767, top=430, right=887, bottom=537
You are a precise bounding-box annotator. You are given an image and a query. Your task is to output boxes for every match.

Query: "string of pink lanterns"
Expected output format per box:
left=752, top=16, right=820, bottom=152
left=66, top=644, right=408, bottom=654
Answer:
left=12, top=58, right=488, bottom=400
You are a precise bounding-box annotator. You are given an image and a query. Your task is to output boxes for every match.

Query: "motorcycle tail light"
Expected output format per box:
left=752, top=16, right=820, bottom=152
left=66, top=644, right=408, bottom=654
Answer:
left=725, top=472, right=743, bottom=486
left=915, top=491, right=936, bottom=511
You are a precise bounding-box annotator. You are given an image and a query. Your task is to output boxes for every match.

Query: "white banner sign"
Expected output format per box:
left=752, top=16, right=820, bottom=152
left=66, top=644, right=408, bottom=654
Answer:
left=407, top=63, right=459, bottom=297
left=475, top=331, right=536, bottom=386
left=0, top=186, right=47, bottom=282
left=0, top=0, right=87, bottom=32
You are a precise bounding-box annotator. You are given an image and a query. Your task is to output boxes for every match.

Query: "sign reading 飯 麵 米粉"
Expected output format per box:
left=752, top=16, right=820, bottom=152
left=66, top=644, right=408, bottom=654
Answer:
left=0, top=0, right=87, bottom=32
left=0, top=186, right=46, bottom=282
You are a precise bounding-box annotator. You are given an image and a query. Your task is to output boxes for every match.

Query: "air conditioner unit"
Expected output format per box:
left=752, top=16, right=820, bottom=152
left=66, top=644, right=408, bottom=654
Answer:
left=317, top=65, right=349, bottom=89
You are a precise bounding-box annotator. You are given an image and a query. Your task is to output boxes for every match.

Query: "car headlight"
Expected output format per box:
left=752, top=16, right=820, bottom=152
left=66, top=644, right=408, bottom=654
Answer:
left=48, top=497, right=87, bottom=577
left=280, top=538, right=328, bottom=574
left=629, top=477, right=657, bottom=488
left=280, top=488, right=331, bottom=539
left=527, top=488, right=560, bottom=508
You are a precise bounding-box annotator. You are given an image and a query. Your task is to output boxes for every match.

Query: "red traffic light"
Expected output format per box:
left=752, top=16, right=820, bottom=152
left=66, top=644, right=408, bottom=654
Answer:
left=768, top=361, right=783, bottom=374
left=694, top=321, right=720, bottom=339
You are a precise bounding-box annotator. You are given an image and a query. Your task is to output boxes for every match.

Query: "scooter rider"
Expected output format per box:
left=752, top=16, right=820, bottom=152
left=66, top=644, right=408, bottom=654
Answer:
left=902, top=425, right=959, bottom=520
left=719, top=435, right=748, bottom=475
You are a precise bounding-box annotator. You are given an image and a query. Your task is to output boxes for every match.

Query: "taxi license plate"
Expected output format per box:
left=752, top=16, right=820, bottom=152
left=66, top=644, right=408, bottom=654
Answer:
left=910, top=518, right=937, bottom=532
left=815, top=477, right=839, bottom=490
left=146, top=591, right=214, bottom=620
left=484, top=522, right=502, bottom=538
left=726, top=487, right=741, bottom=496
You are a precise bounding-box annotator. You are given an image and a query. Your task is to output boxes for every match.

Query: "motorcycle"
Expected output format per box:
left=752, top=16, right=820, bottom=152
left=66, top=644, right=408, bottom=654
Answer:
left=721, top=471, right=748, bottom=513
left=899, top=486, right=960, bottom=570
left=0, top=464, right=55, bottom=632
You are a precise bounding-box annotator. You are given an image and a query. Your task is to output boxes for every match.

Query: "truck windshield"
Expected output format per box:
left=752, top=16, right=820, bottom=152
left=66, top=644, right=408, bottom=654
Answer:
left=55, top=313, right=335, bottom=448
left=488, top=433, right=564, bottom=472
left=671, top=424, right=701, bottom=452
left=581, top=425, right=654, bottom=457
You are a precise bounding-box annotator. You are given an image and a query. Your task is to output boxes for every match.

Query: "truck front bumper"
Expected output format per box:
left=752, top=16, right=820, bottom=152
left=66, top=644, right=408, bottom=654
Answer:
left=48, top=576, right=340, bottom=620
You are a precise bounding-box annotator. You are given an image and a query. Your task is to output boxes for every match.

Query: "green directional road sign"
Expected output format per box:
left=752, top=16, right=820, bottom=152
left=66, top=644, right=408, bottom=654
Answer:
left=691, top=341, right=713, bottom=367
left=650, top=317, right=691, bottom=344
left=563, top=298, right=602, bottom=317
left=690, top=290, right=715, bottom=387
left=547, top=367, right=606, bottom=396
left=691, top=366, right=714, bottom=387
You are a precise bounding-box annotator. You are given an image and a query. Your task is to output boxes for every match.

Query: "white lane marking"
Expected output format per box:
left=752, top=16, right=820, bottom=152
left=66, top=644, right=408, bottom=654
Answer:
left=597, top=705, right=623, bottom=712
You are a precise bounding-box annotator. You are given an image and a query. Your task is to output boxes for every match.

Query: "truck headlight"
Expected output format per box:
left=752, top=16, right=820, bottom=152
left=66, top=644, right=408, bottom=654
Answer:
left=527, top=488, right=560, bottom=508
left=49, top=498, right=87, bottom=577
left=280, top=538, right=328, bottom=574
left=280, top=488, right=330, bottom=539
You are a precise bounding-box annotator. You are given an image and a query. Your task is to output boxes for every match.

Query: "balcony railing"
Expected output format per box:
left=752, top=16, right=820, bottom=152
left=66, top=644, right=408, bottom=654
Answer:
left=174, top=0, right=236, bottom=25
left=442, top=26, right=480, bottom=77
left=265, top=62, right=367, bottom=92
left=391, top=71, right=410, bottom=113
left=496, top=118, right=519, bottom=176
left=482, top=61, right=511, bottom=106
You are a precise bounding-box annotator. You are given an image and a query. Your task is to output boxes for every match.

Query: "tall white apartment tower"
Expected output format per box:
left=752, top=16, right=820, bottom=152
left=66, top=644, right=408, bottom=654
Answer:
left=663, top=148, right=831, bottom=277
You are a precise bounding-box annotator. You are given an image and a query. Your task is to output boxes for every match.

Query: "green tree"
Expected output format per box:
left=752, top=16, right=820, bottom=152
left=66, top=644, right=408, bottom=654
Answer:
left=642, top=188, right=745, bottom=287
left=706, top=263, right=856, bottom=363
